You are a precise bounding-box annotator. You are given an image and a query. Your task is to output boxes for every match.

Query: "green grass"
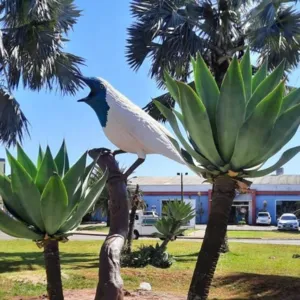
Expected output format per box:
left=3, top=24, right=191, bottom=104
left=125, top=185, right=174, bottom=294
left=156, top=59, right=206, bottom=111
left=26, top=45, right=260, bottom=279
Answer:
left=227, top=230, right=300, bottom=239
left=0, top=240, right=299, bottom=299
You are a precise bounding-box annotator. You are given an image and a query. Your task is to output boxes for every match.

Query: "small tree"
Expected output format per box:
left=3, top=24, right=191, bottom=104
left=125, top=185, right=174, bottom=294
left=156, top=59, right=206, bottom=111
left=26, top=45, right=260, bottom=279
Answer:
left=0, top=141, right=107, bottom=299
left=125, top=183, right=146, bottom=253
left=155, top=201, right=195, bottom=251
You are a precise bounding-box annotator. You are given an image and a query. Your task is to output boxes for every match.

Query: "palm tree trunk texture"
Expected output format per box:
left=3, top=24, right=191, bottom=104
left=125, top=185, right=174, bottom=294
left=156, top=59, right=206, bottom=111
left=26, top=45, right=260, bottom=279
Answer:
left=89, top=149, right=129, bottom=300
left=126, top=184, right=139, bottom=254
left=220, top=230, right=230, bottom=253
left=188, top=176, right=236, bottom=300
left=44, top=240, right=64, bottom=300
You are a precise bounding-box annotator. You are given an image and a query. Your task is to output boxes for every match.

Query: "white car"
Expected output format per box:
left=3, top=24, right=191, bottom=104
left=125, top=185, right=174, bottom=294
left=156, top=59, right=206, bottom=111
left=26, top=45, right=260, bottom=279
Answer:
left=256, top=212, right=271, bottom=225
left=277, top=213, right=299, bottom=231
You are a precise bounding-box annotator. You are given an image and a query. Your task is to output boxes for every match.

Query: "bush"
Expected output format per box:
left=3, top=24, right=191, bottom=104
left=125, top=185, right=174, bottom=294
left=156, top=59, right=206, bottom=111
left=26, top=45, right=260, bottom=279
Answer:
left=121, top=243, right=174, bottom=268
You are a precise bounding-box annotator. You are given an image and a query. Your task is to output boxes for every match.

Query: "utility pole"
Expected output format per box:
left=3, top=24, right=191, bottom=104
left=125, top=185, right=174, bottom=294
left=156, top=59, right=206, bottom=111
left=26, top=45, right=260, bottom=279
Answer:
left=177, top=172, right=188, bottom=202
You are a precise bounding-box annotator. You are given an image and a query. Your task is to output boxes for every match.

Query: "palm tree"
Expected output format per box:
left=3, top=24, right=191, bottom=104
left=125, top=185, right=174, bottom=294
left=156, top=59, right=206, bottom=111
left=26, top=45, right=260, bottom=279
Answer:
left=125, top=183, right=146, bottom=253
left=88, top=165, right=111, bottom=225
left=127, top=0, right=300, bottom=120
left=0, top=142, right=107, bottom=299
left=127, top=0, right=300, bottom=253
left=155, top=52, right=300, bottom=299
left=0, top=0, right=84, bottom=146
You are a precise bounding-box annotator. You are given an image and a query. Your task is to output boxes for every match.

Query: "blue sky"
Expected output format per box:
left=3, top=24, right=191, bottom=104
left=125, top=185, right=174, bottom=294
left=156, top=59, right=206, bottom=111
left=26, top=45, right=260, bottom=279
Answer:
left=1, top=0, right=300, bottom=177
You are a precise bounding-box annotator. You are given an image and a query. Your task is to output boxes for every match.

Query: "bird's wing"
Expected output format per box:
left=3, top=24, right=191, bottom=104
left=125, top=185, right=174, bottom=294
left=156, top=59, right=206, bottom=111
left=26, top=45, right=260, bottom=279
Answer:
left=106, top=89, right=184, bottom=164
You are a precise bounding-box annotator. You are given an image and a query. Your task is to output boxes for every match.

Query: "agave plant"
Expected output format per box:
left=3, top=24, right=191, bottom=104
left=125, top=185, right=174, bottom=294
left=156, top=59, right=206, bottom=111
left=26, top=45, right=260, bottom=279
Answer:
left=0, top=141, right=107, bottom=299
left=155, top=201, right=195, bottom=251
left=155, top=49, right=300, bottom=300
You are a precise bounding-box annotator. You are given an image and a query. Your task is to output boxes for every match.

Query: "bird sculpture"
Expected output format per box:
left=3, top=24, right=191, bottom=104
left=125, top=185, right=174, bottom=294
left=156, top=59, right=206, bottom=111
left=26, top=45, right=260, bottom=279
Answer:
left=78, top=76, right=185, bottom=178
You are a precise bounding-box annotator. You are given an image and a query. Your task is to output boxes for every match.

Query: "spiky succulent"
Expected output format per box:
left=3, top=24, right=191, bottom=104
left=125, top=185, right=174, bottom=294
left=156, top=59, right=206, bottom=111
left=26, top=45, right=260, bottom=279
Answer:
left=0, top=141, right=107, bottom=241
left=155, top=49, right=300, bottom=181
left=154, top=201, right=195, bottom=240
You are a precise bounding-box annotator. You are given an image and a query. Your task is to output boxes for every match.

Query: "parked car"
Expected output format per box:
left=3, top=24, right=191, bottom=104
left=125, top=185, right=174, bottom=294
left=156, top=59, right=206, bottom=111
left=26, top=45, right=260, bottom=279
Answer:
left=133, top=215, right=159, bottom=239
left=277, top=213, right=299, bottom=231
left=142, top=211, right=159, bottom=217
left=256, top=212, right=271, bottom=225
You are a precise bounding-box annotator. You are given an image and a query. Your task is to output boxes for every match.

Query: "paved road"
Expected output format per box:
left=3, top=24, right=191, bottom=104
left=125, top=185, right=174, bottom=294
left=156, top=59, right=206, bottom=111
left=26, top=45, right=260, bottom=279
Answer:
left=1, top=231, right=300, bottom=245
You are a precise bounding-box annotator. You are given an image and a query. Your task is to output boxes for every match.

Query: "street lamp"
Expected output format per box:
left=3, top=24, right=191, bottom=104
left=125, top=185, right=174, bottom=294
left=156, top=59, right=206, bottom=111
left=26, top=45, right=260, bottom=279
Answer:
left=177, top=172, right=188, bottom=201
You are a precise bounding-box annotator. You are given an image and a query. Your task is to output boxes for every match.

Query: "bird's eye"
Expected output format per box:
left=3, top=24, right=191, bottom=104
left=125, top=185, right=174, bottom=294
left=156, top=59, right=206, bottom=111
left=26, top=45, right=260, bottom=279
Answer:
left=100, top=84, right=105, bottom=89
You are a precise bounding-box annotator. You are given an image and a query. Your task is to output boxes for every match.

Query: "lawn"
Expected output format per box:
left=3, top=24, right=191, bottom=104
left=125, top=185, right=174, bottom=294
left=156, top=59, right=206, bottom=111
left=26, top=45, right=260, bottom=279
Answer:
left=0, top=240, right=299, bottom=299
left=227, top=230, right=300, bottom=239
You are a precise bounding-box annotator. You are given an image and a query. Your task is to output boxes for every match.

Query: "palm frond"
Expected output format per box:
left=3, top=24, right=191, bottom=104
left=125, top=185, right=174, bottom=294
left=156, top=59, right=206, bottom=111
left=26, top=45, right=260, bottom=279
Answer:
left=1, top=0, right=84, bottom=94
left=0, top=88, right=29, bottom=146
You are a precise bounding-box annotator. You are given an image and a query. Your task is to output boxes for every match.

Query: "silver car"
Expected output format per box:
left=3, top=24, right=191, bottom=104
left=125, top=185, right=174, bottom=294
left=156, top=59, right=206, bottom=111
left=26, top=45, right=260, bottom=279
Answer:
left=277, top=213, right=299, bottom=231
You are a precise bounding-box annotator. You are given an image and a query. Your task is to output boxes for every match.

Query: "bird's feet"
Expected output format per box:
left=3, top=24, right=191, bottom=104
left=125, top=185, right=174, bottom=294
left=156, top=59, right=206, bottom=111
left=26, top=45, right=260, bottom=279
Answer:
left=88, top=148, right=112, bottom=160
left=113, top=149, right=126, bottom=156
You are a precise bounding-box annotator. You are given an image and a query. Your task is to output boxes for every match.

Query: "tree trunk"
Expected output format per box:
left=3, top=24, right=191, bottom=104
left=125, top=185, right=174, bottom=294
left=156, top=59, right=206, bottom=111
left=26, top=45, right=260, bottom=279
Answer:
left=44, top=240, right=64, bottom=300
left=89, top=149, right=129, bottom=300
left=106, top=209, right=111, bottom=227
left=159, top=238, right=170, bottom=252
left=188, top=176, right=236, bottom=300
left=220, top=231, right=229, bottom=253
left=125, top=184, right=140, bottom=253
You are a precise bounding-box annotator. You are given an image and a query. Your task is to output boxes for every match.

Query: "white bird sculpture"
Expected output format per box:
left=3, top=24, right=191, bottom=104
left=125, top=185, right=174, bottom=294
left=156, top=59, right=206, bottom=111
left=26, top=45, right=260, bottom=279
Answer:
left=78, top=76, right=185, bottom=178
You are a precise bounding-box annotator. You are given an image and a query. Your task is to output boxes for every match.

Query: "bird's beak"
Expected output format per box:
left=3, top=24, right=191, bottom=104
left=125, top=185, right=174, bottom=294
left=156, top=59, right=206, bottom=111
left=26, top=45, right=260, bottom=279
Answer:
left=77, top=98, right=87, bottom=103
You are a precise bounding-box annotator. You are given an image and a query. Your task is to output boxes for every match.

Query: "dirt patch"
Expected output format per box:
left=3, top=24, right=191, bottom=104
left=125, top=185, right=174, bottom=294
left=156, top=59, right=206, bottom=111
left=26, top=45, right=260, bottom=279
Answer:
left=13, top=290, right=186, bottom=300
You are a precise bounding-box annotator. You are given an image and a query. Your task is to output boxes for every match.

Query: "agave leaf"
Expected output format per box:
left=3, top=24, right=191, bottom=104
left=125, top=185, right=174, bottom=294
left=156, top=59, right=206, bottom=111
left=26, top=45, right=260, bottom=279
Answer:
left=35, top=146, right=58, bottom=193
left=177, top=82, right=224, bottom=166
left=0, top=175, right=32, bottom=223
left=41, top=174, right=69, bottom=235
left=246, top=103, right=300, bottom=168
left=252, top=59, right=268, bottom=93
left=240, top=48, right=252, bottom=101
left=216, top=57, right=246, bottom=162
left=280, top=88, right=300, bottom=115
left=55, top=140, right=69, bottom=177
left=246, top=60, right=285, bottom=118
left=63, top=152, right=87, bottom=215
left=0, top=209, right=43, bottom=240
left=154, top=101, right=212, bottom=167
left=231, top=82, right=285, bottom=169
left=192, top=53, right=220, bottom=135
left=37, top=145, right=44, bottom=170
left=17, top=143, right=37, bottom=179
left=59, top=170, right=108, bottom=233
left=167, top=135, right=217, bottom=175
left=7, top=151, right=44, bottom=231
left=164, top=71, right=180, bottom=105
left=246, top=146, right=300, bottom=178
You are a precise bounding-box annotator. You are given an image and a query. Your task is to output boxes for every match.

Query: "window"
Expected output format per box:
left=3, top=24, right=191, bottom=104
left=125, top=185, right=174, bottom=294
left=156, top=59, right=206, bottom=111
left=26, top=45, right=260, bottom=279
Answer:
left=142, top=218, right=157, bottom=226
left=258, top=212, right=269, bottom=217
left=281, top=215, right=297, bottom=221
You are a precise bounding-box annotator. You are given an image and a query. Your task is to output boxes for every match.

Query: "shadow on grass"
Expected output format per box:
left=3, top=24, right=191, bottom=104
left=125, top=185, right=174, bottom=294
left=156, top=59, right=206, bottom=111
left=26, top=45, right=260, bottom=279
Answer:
left=213, top=272, right=300, bottom=300
left=0, top=252, right=99, bottom=273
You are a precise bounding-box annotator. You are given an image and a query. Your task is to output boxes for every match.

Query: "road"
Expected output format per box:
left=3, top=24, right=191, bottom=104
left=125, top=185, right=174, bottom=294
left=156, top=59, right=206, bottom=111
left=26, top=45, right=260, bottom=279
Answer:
left=1, top=231, right=300, bottom=245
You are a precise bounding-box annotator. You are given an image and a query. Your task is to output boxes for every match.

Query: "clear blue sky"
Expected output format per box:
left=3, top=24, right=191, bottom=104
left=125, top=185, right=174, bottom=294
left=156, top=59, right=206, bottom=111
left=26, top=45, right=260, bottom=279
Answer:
left=1, top=0, right=300, bottom=177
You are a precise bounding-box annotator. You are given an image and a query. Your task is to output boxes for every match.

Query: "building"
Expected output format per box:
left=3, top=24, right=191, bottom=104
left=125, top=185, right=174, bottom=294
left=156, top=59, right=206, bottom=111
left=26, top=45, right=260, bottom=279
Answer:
left=130, top=172, right=300, bottom=225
